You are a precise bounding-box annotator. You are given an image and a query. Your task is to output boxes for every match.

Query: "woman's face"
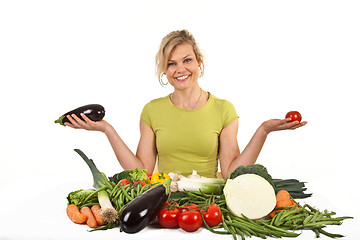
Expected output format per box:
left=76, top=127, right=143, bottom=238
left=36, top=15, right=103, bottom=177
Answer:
left=165, top=42, right=201, bottom=91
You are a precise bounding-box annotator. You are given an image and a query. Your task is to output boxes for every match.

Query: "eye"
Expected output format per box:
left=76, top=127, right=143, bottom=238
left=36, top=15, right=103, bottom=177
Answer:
left=167, top=62, right=175, bottom=66
left=184, top=58, right=192, bottom=63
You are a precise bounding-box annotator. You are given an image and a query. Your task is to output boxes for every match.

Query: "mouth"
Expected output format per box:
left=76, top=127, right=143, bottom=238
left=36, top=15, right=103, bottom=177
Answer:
left=175, top=74, right=190, bottom=82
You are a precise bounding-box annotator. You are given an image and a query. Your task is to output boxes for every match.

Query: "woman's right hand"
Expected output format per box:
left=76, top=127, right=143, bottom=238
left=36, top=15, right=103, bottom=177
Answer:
left=64, top=113, right=109, bottom=132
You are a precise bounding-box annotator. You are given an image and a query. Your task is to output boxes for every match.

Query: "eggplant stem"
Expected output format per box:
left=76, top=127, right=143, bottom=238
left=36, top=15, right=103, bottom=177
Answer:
left=54, top=115, right=65, bottom=125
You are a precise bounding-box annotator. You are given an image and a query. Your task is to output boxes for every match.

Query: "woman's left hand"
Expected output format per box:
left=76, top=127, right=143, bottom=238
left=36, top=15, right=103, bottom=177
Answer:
left=261, top=118, right=307, bottom=134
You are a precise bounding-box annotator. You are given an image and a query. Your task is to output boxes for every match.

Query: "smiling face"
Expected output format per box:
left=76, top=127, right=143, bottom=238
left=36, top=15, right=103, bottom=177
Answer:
left=165, top=42, right=201, bottom=91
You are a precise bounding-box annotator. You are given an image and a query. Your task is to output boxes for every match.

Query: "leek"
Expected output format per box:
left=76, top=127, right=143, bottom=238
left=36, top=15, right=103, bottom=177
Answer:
left=74, top=149, right=118, bottom=222
left=172, top=171, right=225, bottom=195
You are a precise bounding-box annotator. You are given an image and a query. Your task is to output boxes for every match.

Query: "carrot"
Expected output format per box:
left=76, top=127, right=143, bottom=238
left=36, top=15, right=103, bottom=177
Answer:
left=268, top=190, right=298, bottom=218
left=268, top=210, right=276, bottom=219
left=276, top=190, right=291, bottom=201
left=80, top=206, right=98, bottom=228
left=277, top=199, right=294, bottom=208
left=91, top=205, right=105, bottom=226
left=66, top=204, right=87, bottom=224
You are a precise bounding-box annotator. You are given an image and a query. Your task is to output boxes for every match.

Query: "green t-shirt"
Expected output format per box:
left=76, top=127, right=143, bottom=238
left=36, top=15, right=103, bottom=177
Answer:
left=140, top=93, right=238, bottom=178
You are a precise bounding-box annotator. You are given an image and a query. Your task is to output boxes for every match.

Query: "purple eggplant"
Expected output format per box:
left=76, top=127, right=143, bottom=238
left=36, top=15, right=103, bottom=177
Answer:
left=55, top=104, right=105, bottom=126
left=119, top=183, right=169, bottom=233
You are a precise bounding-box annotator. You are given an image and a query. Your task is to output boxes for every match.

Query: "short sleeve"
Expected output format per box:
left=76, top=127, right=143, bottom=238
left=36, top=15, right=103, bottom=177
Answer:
left=140, top=103, right=152, bottom=128
left=223, top=100, right=239, bottom=128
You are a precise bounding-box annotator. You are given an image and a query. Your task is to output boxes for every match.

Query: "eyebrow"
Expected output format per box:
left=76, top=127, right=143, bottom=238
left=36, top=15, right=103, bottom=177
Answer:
left=168, top=54, right=193, bottom=62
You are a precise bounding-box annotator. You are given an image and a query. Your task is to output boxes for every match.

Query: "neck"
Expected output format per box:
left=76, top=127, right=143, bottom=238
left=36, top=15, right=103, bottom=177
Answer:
left=171, top=87, right=204, bottom=109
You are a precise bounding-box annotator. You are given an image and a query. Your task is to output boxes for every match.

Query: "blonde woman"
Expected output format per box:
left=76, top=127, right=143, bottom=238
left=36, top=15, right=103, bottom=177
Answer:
left=65, top=30, right=306, bottom=178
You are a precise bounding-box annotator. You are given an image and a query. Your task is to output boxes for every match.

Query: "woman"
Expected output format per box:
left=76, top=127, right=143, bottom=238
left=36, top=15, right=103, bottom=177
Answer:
left=65, top=30, right=306, bottom=178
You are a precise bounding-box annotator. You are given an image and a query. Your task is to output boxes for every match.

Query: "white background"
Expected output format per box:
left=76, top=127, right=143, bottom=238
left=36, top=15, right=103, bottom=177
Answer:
left=0, top=0, right=359, bottom=239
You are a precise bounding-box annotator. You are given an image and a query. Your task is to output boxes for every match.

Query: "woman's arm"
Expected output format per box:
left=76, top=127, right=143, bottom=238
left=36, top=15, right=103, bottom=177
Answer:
left=219, top=118, right=307, bottom=178
left=65, top=113, right=157, bottom=172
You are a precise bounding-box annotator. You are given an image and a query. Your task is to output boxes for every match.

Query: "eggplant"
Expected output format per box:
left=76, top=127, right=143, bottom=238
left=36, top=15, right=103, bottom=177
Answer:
left=119, top=183, right=169, bottom=233
left=54, top=104, right=105, bottom=126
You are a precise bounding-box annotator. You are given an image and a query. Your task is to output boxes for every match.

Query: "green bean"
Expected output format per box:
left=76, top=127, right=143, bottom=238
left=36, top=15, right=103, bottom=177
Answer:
left=135, top=184, right=141, bottom=196
left=226, top=220, right=239, bottom=240
left=304, top=204, right=317, bottom=212
left=232, top=223, right=252, bottom=237
left=227, top=220, right=258, bottom=237
left=258, top=221, right=300, bottom=237
left=187, top=192, right=207, bottom=201
left=273, top=211, right=286, bottom=226
left=313, top=227, right=321, bottom=238
left=120, top=184, right=133, bottom=202
left=198, top=189, right=215, bottom=198
left=317, top=228, right=344, bottom=238
left=110, top=182, right=121, bottom=197
left=303, top=214, right=314, bottom=225
left=322, top=211, right=336, bottom=217
left=114, top=188, right=122, bottom=199
left=283, top=217, right=305, bottom=228
left=89, top=221, right=116, bottom=232
left=119, top=192, right=124, bottom=206
left=82, top=186, right=107, bottom=204
left=321, top=216, right=353, bottom=222
left=221, top=216, right=237, bottom=240
left=239, top=214, right=254, bottom=224
left=139, top=184, right=150, bottom=195
left=303, top=220, right=342, bottom=228
left=130, top=188, right=135, bottom=199
left=201, top=215, right=230, bottom=235
left=281, top=207, right=305, bottom=221
left=231, top=218, right=270, bottom=236
left=219, top=207, right=230, bottom=214
left=116, top=196, right=122, bottom=210
left=217, top=199, right=227, bottom=204
left=233, top=227, right=245, bottom=240
left=274, top=206, right=293, bottom=211
left=285, top=213, right=308, bottom=221
left=309, top=210, right=321, bottom=223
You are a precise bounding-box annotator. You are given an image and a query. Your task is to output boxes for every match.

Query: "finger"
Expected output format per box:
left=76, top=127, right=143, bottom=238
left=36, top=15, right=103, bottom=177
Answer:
left=284, top=118, right=292, bottom=122
left=71, top=113, right=83, bottom=122
left=64, top=122, right=76, bottom=128
left=72, top=113, right=92, bottom=128
left=290, top=121, right=307, bottom=130
left=66, top=114, right=78, bottom=125
left=277, top=119, right=289, bottom=127
left=284, top=121, right=300, bottom=130
left=80, top=113, right=92, bottom=123
left=65, top=115, right=81, bottom=128
left=72, top=114, right=92, bottom=128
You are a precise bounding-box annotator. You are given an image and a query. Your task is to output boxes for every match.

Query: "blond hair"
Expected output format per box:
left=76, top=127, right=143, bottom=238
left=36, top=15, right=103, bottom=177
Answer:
left=155, top=30, right=205, bottom=86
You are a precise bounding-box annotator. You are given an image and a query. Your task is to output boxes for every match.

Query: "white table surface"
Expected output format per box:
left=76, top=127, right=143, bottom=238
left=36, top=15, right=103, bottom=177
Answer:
left=0, top=174, right=358, bottom=240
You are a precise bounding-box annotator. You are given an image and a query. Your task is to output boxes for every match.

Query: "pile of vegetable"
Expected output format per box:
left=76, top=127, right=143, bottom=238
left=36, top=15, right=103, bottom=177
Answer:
left=66, top=149, right=352, bottom=238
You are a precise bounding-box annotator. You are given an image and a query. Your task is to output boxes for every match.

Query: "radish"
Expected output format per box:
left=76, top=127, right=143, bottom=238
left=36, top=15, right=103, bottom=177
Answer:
left=224, top=174, right=276, bottom=220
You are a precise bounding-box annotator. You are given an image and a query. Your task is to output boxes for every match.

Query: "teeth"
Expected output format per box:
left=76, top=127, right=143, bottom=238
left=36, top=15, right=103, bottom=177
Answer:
left=177, top=75, right=188, bottom=80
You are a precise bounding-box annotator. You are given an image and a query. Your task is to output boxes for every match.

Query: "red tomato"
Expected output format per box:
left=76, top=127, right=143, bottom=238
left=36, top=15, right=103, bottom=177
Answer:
left=202, top=204, right=222, bottom=227
left=134, top=180, right=147, bottom=187
left=158, top=206, right=180, bottom=228
left=178, top=211, right=202, bottom=232
left=146, top=173, right=152, bottom=181
left=286, top=111, right=302, bottom=122
left=179, top=203, right=199, bottom=213
left=119, top=179, right=131, bottom=185
left=162, top=200, right=179, bottom=208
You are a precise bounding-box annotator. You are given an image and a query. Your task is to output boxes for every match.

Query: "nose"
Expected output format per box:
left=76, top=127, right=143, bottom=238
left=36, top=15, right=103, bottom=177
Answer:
left=175, top=63, right=186, bottom=74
